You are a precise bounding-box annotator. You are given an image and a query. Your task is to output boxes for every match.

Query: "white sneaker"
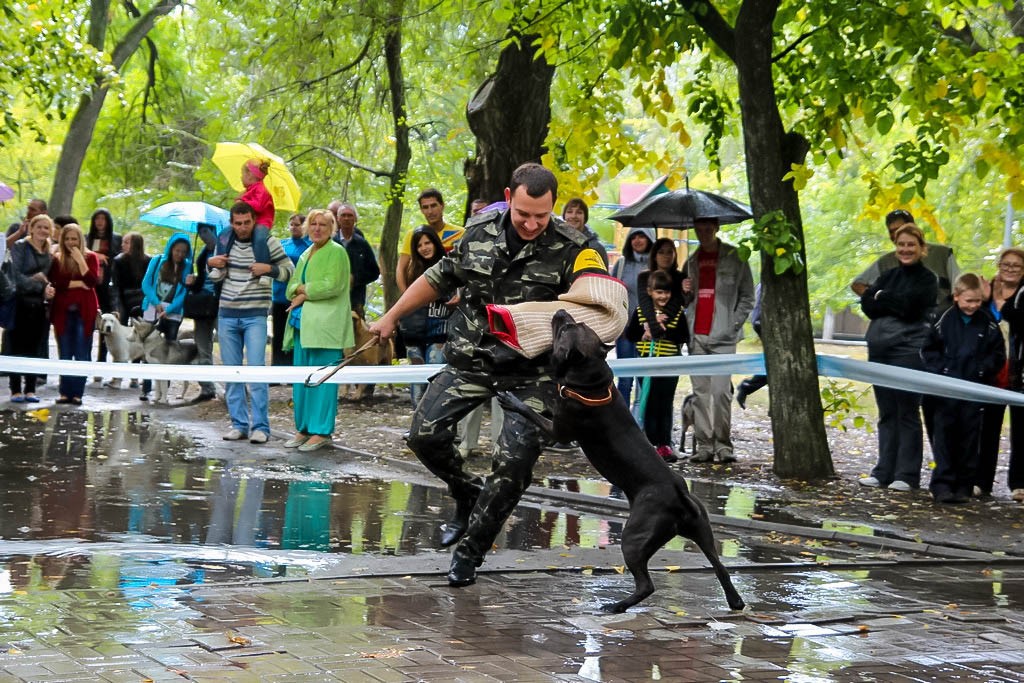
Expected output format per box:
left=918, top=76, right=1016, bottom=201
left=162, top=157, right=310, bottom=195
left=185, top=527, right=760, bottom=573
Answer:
left=222, top=428, right=247, bottom=441
left=888, top=480, right=912, bottom=492
left=858, top=476, right=882, bottom=488
left=249, top=431, right=269, bottom=444
left=1012, top=488, right=1024, bottom=502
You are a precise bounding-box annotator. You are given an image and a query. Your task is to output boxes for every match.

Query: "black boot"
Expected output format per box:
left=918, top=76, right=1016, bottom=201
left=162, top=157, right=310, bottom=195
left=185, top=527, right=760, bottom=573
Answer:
left=439, top=493, right=477, bottom=547
left=736, top=380, right=752, bottom=410
left=447, top=549, right=479, bottom=587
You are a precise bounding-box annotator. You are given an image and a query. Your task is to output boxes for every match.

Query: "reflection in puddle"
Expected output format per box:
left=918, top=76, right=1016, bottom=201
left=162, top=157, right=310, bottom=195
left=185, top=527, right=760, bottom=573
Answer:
left=539, top=475, right=882, bottom=544
left=0, top=409, right=782, bottom=592
left=0, top=409, right=902, bottom=597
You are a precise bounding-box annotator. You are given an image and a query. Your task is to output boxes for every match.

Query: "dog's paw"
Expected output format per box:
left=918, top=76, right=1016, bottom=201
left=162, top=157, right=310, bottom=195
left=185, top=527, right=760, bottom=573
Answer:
left=495, top=391, right=524, bottom=413
left=600, top=601, right=629, bottom=614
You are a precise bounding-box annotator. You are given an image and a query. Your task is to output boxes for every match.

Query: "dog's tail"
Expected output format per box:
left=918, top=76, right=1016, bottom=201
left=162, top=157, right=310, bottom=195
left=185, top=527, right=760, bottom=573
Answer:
left=673, top=476, right=711, bottom=523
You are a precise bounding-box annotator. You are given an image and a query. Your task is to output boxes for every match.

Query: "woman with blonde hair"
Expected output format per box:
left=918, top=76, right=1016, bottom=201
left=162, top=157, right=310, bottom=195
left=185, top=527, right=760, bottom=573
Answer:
left=990, top=247, right=1024, bottom=501
left=48, top=223, right=100, bottom=405
left=282, top=209, right=353, bottom=451
left=858, top=223, right=938, bottom=492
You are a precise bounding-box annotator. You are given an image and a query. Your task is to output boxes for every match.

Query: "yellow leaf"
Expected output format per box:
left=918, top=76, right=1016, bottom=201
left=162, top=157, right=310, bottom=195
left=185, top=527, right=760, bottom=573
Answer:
left=972, top=72, right=987, bottom=99
left=928, top=79, right=949, bottom=101
left=26, top=408, right=49, bottom=422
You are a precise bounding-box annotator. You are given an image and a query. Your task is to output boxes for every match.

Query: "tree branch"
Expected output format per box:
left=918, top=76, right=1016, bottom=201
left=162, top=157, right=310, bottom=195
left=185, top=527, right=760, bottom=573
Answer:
left=252, top=34, right=375, bottom=102
left=285, top=145, right=392, bottom=178
left=675, top=0, right=736, bottom=62
left=140, top=37, right=158, bottom=123
left=121, top=1, right=160, bottom=123
left=110, top=0, right=180, bottom=70
left=89, top=0, right=112, bottom=49
left=772, top=25, right=825, bottom=63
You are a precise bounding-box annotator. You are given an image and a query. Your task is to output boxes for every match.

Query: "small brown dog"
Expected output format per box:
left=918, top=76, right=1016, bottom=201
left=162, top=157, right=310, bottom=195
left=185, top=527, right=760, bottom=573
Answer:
left=340, top=313, right=395, bottom=401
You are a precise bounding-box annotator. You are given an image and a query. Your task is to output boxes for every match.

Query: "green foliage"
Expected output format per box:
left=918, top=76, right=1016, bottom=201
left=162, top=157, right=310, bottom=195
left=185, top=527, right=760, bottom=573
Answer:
left=820, top=379, right=873, bottom=433
left=0, top=3, right=109, bottom=145
left=735, top=210, right=805, bottom=275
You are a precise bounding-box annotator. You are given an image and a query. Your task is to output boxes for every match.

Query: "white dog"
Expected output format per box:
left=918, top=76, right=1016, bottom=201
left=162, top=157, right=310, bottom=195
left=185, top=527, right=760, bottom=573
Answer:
left=128, top=319, right=199, bottom=403
left=98, top=313, right=144, bottom=388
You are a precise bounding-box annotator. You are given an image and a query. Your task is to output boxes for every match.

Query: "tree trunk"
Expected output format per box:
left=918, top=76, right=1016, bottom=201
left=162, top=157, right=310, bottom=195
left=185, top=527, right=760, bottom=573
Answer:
left=380, top=0, right=410, bottom=310
left=734, top=0, right=833, bottom=479
left=463, top=33, right=554, bottom=209
left=49, top=0, right=181, bottom=216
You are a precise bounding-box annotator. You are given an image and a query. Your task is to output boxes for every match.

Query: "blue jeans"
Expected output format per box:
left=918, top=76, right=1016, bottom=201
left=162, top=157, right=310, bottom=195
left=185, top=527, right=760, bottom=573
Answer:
left=58, top=310, right=93, bottom=400
left=219, top=315, right=269, bottom=435
left=614, top=335, right=638, bottom=405
left=407, top=341, right=445, bottom=407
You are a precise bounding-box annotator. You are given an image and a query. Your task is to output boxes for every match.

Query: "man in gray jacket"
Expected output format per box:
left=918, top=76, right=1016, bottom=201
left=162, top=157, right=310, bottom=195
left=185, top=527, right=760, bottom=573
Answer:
left=682, top=217, right=755, bottom=463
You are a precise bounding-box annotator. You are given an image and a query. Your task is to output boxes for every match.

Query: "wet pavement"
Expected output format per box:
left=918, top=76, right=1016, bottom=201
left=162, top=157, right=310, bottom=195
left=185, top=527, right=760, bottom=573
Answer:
left=2, top=403, right=1024, bottom=681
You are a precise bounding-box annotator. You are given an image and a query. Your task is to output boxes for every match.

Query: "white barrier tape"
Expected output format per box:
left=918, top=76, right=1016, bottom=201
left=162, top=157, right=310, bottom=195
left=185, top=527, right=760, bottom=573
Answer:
left=1, top=353, right=1022, bottom=407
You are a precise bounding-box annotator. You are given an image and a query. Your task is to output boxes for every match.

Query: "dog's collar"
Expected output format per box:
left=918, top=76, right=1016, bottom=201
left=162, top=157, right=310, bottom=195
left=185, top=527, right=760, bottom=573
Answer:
left=558, top=382, right=615, bottom=407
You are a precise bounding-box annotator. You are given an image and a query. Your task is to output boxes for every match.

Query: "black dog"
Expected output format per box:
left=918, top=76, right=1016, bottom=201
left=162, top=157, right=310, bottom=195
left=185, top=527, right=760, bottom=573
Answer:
left=498, top=310, right=745, bottom=613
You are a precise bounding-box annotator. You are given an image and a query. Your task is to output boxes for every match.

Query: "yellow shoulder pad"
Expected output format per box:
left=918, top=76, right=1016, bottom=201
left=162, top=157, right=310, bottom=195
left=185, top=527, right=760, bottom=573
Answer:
left=573, top=249, right=607, bottom=273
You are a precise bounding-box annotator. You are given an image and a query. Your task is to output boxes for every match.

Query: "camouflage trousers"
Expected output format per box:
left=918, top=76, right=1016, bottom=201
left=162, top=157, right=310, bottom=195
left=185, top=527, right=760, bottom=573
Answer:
left=406, top=366, right=555, bottom=564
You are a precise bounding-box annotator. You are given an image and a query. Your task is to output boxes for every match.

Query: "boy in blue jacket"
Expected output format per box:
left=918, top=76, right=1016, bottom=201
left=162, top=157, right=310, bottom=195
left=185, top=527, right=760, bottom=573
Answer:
left=921, top=273, right=1006, bottom=504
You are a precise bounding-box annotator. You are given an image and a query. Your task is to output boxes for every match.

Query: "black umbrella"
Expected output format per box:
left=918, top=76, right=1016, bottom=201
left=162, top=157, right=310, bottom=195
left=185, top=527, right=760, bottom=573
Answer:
left=609, top=187, right=752, bottom=228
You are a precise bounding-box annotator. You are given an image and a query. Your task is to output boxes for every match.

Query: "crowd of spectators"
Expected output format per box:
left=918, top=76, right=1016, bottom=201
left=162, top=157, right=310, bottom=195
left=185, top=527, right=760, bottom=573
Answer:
left=2, top=188, right=1022, bottom=505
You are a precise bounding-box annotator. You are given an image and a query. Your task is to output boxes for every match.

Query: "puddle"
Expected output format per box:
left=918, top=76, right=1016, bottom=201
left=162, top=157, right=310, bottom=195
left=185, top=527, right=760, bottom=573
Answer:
left=0, top=409, right=792, bottom=592
left=538, top=475, right=902, bottom=545
left=0, top=409, right=905, bottom=595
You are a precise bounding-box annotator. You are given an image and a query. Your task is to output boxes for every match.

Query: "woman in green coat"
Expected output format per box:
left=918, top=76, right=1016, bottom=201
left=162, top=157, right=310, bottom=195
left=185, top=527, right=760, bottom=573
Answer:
left=283, top=209, right=354, bottom=451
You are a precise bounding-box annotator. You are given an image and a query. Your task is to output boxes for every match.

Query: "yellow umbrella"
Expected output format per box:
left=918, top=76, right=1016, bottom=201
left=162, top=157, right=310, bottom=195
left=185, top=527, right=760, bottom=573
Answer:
left=212, top=142, right=302, bottom=212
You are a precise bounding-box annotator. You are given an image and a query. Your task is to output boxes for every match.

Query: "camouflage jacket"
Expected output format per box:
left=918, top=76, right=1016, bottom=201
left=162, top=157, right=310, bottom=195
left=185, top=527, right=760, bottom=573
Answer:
left=424, top=209, right=605, bottom=376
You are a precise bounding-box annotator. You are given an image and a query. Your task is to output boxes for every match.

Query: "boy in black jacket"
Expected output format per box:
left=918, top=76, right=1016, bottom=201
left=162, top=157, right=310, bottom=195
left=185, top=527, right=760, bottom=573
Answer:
left=921, top=273, right=1006, bottom=504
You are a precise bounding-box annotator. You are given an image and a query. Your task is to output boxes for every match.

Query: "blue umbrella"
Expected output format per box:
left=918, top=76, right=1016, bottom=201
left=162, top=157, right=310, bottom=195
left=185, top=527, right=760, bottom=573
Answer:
left=139, top=201, right=230, bottom=233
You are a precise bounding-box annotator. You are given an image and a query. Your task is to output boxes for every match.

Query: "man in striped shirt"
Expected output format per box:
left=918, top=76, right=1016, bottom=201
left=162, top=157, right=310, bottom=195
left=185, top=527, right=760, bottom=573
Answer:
left=207, top=202, right=296, bottom=444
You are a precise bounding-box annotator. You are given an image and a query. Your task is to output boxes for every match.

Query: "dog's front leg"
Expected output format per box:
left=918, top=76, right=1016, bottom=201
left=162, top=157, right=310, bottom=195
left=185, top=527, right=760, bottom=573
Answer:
left=496, top=391, right=556, bottom=439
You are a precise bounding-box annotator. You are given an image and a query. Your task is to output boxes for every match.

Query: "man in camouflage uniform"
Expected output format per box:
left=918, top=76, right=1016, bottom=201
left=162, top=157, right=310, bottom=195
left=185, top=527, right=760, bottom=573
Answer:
left=369, top=163, right=608, bottom=586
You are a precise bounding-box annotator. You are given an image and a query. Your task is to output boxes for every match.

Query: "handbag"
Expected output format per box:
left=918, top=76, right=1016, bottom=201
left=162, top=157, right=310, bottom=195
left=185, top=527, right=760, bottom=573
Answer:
left=183, top=290, right=218, bottom=319
left=0, top=260, right=15, bottom=302
left=0, top=298, right=14, bottom=329
left=0, top=260, right=14, bottom=329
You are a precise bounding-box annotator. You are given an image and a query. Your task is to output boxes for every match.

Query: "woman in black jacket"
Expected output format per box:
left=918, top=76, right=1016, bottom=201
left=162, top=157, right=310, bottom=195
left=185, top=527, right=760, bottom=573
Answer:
left=111, top=232, right=149, bottom=322
left=109, top=232, right=150, bottom=390
left=87, top=209, right=122, bottom=370
left=7, top=215, right=56, bottom=402
left=858, top=224, right=938, bottom=492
